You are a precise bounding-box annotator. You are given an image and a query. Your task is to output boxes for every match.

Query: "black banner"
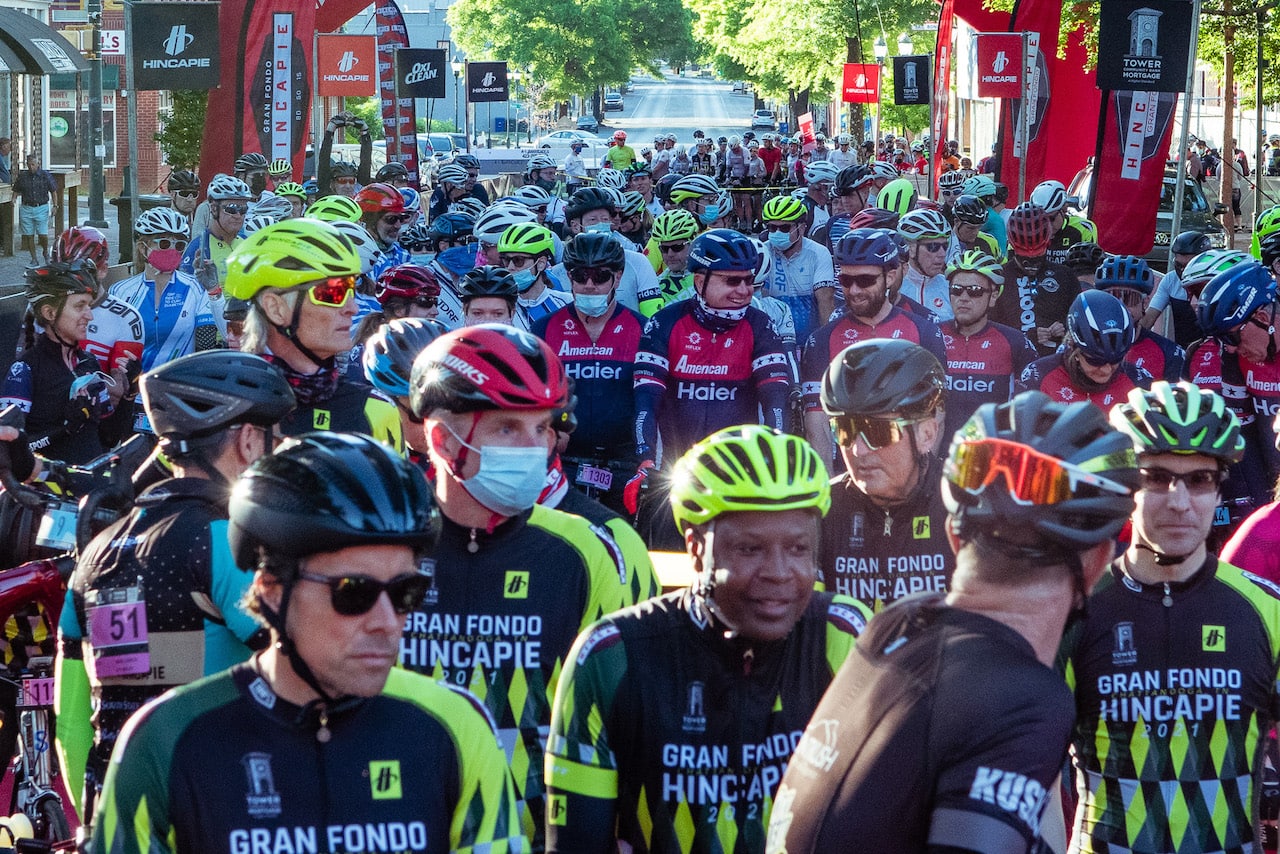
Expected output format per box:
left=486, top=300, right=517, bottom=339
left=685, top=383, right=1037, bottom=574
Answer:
left=892, top=55, right=931, bottom=105
left=130, top=2, right=220, bottom=91
left=397, top=48, right=447, bottom=99
left=1096, top=0, right=1193, bottom=92
left=467, top=61, right=508, bottom=103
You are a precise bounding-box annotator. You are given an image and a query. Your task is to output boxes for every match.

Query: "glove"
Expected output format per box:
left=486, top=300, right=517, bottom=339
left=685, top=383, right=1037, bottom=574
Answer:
left=623, top=460, right=655, bottom=516
left=0, top=428, right=36, bottom=482
left=195, top=257, right=222, bottom=294
left=352, top=117, right=370, bottom=134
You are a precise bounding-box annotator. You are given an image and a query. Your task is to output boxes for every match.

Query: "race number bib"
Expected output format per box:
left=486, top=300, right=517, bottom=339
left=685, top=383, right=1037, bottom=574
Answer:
left=86, top=585, right=150, bottom=678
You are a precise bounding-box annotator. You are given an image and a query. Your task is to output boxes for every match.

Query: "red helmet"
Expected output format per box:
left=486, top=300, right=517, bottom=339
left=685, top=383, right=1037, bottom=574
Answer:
left=613, top=130, right=627, bottom=142
left=355, top=182, right=407, bottom=215
left=1007, top=203, right=1053, bottom=256
left=53, top=226, right=110, bottom=279
left=376, top=263, right=440, bottom=304
left=409, top=325, right=569, bottom=416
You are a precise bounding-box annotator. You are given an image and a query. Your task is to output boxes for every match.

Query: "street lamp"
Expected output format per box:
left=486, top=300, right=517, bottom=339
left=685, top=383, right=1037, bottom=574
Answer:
left=898, top=33, right=914, bottom=56
left=451, top=60, right=463, bottom=134
left=873, top=36, right=887, bottom=152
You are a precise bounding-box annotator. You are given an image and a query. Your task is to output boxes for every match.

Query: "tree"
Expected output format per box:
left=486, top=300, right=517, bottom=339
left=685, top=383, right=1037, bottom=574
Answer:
left=154, top=90, right=207, bottom=169
left=343, top=97, right=384, bottom=142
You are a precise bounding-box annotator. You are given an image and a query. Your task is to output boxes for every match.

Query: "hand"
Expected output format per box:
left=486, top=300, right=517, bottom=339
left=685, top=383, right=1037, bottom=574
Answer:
left=107, top=365, right=130, bottom=407
left=195, top=257, right=221, bottom=294
left=623, top=460, right=655, bottom=516
left=0, top=426, right=36, bottom=483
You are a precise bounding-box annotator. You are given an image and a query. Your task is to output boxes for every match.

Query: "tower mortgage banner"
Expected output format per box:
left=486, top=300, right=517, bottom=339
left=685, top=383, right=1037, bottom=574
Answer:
left=130, top=2, right=220, bottom=90
left=1096, top=0, right=1193, bottom=92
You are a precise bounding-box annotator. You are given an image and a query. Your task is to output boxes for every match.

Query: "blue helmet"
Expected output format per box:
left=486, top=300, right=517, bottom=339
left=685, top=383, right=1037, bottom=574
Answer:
left=1196, top=261, right=1277, bottom=336
left=1094, top=254, right=1154, bottom=295
left=1068, top=290, right=1136, bottom=364
left=833, top=227, right=901, bottom=269
left=427, top=212, right=474, bottom=242
left=363, top=317, right=449, bottom=398
left=688, top=228, right=760, bottom=274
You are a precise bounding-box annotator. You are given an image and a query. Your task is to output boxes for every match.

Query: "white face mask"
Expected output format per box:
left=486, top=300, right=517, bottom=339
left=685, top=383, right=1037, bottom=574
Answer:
left=445, top=424, right=548, bottom=517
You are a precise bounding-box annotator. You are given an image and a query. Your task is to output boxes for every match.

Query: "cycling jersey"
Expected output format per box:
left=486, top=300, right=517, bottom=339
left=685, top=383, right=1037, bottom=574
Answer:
left=56, top=477, right=264, bottom=816
left=899, top=266, right=952, bottom=323
left=762, top=238, right=835, bottom=342
left=108, top=272, right=218, bottom=370
left=91, top=663, right=525, bottom=854
left=1128, top=327, right=1186, bottom=384
left=991, top=259, right=1082, bottom=356
left=543, top=474, right=654, bottom=600
left=1045, top=215, right=1099, bottom=267
left=545, top=590, right=869, bottom=854
left=939, top=319, right=1039, bottom=441
left=817, top=458, right=955, bottom=609
left=1223, top=502, right=1280, bottom=585
left=983, top=207, right=1009, bottom=256
left=633, top=301, right=791, bottom=464
left=766, top=592, right=1074, bottom=854
left=946, top=231, right=1002, bottom=265
left=372, top=241, right=412, bottom=280
left=532, top=303, right=644, bottom=464
left=81, top=296, right=145, bottom=366
left=799, top=306, right=947, bottom=413
left=267, top=358, right=404, bottom=452
left=1018, top=352, right=1151, bottom=411
left=639, top=270, right=695, bottom=317
left=1060, top=557, right=1280, bottom=853
left=517, top=287, right=573, bottom=331
left=399, top=505, right=657, bottom=847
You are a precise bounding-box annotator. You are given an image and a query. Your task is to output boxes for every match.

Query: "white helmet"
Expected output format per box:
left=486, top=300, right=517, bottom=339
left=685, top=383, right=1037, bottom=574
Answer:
left=728, top=135, right=742, bottom=147
left=249, top=193, right=292, bottom=220
left=595, top=169, right=627, bottom=190
left=805, top=161, right=841, bottom=185
left=327, top=220, right=385, bottom=275
left=837, top=133, right=852, bottom=145
left=243, top=213, right=279, bottom=236
left=897, top=208, right=952, bottom=241
left=509, top=185, right=552, bottom=208
left=868, top=161, right=899, bottom=182
left=473, top=202, right=537, bottom=245
left=207, top=173, right=252, bottom=200
left=449, top=197, right=486, bottom=218
left=750, top=237, right=773, bottom=286
left=436, top=164, right=469, bottom=187
left=1030, top=180, right=1068, bottom=214
left=134, top=206, right=192, bottom=238
left=526, top=153, right=557, bottom=174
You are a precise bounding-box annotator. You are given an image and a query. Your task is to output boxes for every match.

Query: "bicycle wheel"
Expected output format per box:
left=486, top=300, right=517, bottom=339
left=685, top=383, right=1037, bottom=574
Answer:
left=35, top=796, right=69, bottom=843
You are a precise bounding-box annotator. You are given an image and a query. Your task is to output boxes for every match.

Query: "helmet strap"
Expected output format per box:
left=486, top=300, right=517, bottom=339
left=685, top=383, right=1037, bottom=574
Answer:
left=691, top=522, right=741, bottom=640
left=272, top=292, right=333, bottom=369
left=1063, top=549, right=1090, bottom=626
left=1133, top=540, right=1196, bottom=567
left=255, top=564, right=347, bottom=726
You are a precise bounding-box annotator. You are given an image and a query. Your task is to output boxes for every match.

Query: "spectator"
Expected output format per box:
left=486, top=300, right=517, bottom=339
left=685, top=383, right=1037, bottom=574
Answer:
left=14, top=153, right=57, bottom=264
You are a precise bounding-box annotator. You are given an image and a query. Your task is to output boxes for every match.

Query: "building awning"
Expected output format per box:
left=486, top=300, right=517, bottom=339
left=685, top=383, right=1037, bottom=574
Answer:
left=0, top=8, right=88, bottom=75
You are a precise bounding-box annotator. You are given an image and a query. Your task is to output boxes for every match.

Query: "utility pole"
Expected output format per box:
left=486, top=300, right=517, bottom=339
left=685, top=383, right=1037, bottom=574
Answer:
left=85, top=0, right=107, bottom=226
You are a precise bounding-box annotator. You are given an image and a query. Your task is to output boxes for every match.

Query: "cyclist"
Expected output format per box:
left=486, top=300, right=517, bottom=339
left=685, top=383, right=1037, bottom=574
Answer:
left=546, top=425, right=871, bottom=853
left=767, top=391, right=1138, bottom=854
left=1018, top=289, right=1151, bottom=411
left=992, top=202, right=1083, bottom=356
left=1060, top=381, right=1274, bottom=854
left=374, top=160, right=410, bottom=188
left=305, top=193, right=362, bottom=225
left=799, top=160, right=839, bottom=234
left=618, top=190, right=651, bottom=247
left=760, top=195, right=836, bottom=343
left=799, top=228, right=946, bottom=468
left=428, top=163, right=472, bottom=220
left=557, top=187, right=659, bottom=313
left=604, top=130, right=636, bottom=170
left=960, top=174, right=1007, bottom=255
left=935, top=169, right=967, bottom=218
left=55, top=350, right=294, bottom=819
left=641, top=208, right=699, bottom=314
left=668, top=173, right=722, bottom=230
left=224, top=218, right=402, bottom=449
left=1065, top=240, right=1106, bottom=288
left=272, top=181, right=308, bottom=219
left=51, top=227, right=135, bottom=371
left=939, top=249, right=1038, bottom=441
left=91, top=432, right=524, bottom=853
left=809, top=165, right=874, bottom=252
left=1094, top=254, right=1186, bottom=382
left=166, top=169, right=200, bottom=225
left=351, top=263, right=441, bottom=346
left=459, top=265, right=519, bottom=326
left=1143, top=230, right=1211, bottom=346
left=946, top=193, right=1002, bottom=264
left=1031, top=178, right=1098, bottom=267
left=898, top=208, right=954, bottom=323
left=405, top=324, right=655, bottom=846
left=563, top=141, right=589, bottom=194
left=498, top=223, right=571, bottom=328
left=363, top=317, right=450, bottom=466
left=181, top=173, right=252, bottom=299
left=355, top=182, right=412, bottom=278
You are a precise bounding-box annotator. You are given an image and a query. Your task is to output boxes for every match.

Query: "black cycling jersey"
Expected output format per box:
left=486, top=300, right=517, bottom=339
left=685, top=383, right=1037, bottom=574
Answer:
left=91, top=663, right=525, bottom=854
left=766, top=592, right=1074, bottom=854
left=267, top=358, right=403, bottom=452
left=546, top=589, right=869, bottom=854
left=1044, top=216, right=1099, bottom=268
left=991, top=259, right=1082, bottom=357
left=817, top=457, right=955, bottom=609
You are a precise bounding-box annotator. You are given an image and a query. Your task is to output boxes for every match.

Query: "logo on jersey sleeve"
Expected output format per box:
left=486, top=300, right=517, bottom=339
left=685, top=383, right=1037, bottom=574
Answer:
left=1112, top=621, right=1138, bottom=666
left=1202, top=625, right=1226, bottom=652
left=369, top=760, right=402, bottom=799
left=549, top=794, right=567, bottom=825
left=242, top=752, right=282, bottom=818
left=792, top=718, right=840, bottom=773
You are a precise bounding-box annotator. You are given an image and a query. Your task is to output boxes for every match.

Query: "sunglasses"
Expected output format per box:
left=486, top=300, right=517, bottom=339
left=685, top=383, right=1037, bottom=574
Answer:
left=413, top=295, right=439, bottom=309
left=949, top=284, right=992, bottom=297
left=174, top=190, right=198, bottom=199
left=296, top=569, right=430, bottom=616
left=1138, top=466, right=1224, bottom=495
left=839, top=272, right=883, bottom=290
left=568, top=267, right=616, bottom=285
left=1223, top=307, right=1275, bottom=345
left=1079, top=351, right=1122, bottom=368
left=764, top=223, right=797, bottom=233
left=307, top=275, right=357, bottom=307
left=335, top=177, right=358, bottom=186
left=150, top=237, right=189, bottom=251
left=831, top=415, right=924, bottom=451
left=940, top=188, right=963, bottom=197
left=219, top=203, right=249, bottom=216
left=920, top=242, right=948, bottom=252
left=1104, top=288, right=1146, bottom=310
left=382, top=213, right=413, bottom=225
left=659, top=242, right=689, bottom=254
left=946, top=437, right=1132, bottom=505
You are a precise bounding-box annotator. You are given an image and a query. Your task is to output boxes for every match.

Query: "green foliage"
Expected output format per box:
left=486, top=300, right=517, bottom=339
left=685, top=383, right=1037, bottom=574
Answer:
left=154, top=90, right=207, bottom=169
left=418, top=117, right=462, bottom=132
left=343, top=97, right=384, bottom=141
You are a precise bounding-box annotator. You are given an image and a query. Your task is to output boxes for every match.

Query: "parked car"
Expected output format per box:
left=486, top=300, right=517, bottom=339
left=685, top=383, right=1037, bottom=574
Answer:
left=536, top=129, right=600, bottom=148
left=427, top=134, right=456, bottom=158
left=604, top=92, right=624, bottom=112
left=751, top=109, right=777, bottom=130
left=576, top=115, right=599, bottom=132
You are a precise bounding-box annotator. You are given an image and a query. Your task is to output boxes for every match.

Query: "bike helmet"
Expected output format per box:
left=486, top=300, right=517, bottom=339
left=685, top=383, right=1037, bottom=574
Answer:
left=962, top=175, right=997, bottom=200
left=400, top=187, right=421, bottom=214
left=601, top=187, right=627, bottom=212
left=1110, top=381, right=1244, bottom=464
left=24, top=260, right=98, bottom=314
left=134, top=207, right=192, bottom=238
left=651, top=209, right=699, bottom=242
left=303, top=179, right=319, bottom=196
left=250, top=194, right=294, bottom=221
left=868, top=161, right=899, bottom=182
left=751, top=237, right=774, bottom=286
left=243, top=213, right=278, bottom=235
left=804, top=161, right=840, bottom=186
left=356, top=182, right=407, bottom=216
left=274, top=182, right=307, bottom=201
left=898, top=208, right=951, bottom=241
left=1196, top=261, right=1277, bottom=336
left=362, top=317, right=449, bottom=399
left=821, top=339, right=944, bottom=419
left=669, top=174, right=720, bottom=205
left=1094, top=254, right=1154, bottom=295
left=53, top=226, right=110, bottom=281
left=942, top=391, right=1139, bottom=553
left=937, top=170, right=966, bottom=192
left=993, top=182, right=1010, bottom=205
left=474, top=203, right=537, bottom=245
left=409, top=324, right=569, bottom=415
left=595, top=169, right=627, bottom=191
left=835, top=165, right=874, bottom=194
left=458, top=265, right=518, bottom=302
left=563, top=232, right=625, bottom=270
left=625, top=162, right=652, bottom=180
left=1067, top=290, right=1136, bottom=364
left=1171, top=230, right=1212, bottom=256
left=1029, top=180, right=1068, bottom=214
left=234, top=152, right=269, bottom=172
left=167, top=169, right=200, bottom=192
left=1260, top=230, right=1280, bottom=269
left=327, top=220, right=384, bottom=275
left=565, top=187, right=618, bottom=221
left=453, top=154, right=480, bottom=171
left=428, top=212, right=475, bottom=242
left=654, top=173, right=681, bottom=205
left=951, top=194, right=989, bottom=225
left=508, top=185, right=552, bottom=209
left=329, top=160, right=358, bottom=179
left=436, top=163, right=469, bottom=187
left=612, top=130, right=627, bottom=142
left=224, top=218, right=361, bottom=300
left=687, top=228, right=759, bottom=274
left=399, top=223, right=433, bottom=253
left=141, top=351, right=296, bottom=441
left=1255, top=205, right=1280, bottom=243
left=207, top=174, right=252, bottom=200
left=832, top=228, right=901, bottom=270
left=228, top=432, right=441, bottom=570
left=620, top=191, right=647, bottom=218
left=1179, top=249, right=1251, bottom=291
left=526, top=154, right=557, bottom=175
left=1006, top=203, right=1053, bottom=256
left=451, top=198, right=486, bottom=219
left=946, top=248, right=1004, bottom=288
left=762, top=195, right=806, bottom=223
left=267, top=158, right=292, bottom=178
left=848, top=207, right=900, bottom=231
left=305, top=194, right=362, bottom=223
left=375, top=162, right=410, bottom=183
left=1065, top=242, right=1106, bottom=276
left=496, top=222, right=555, bottom=257
left=375, top=263, right=440, bottom=304
left=669, top=425, right=831, bottom=532
left=874, top=178, right=918, bottom=215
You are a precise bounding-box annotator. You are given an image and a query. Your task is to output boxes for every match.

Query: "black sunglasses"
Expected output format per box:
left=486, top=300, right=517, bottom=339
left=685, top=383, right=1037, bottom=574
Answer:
left=219, top=203, right=249, bottom=216
left=296, top=569, right=430, bottom=616
left=949, top=284, right=992, bottom=297
left=568, top=267, right=616, bottom=285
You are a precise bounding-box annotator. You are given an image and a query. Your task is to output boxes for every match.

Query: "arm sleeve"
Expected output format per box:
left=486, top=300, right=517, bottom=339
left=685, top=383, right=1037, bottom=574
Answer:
left=358, top=135, right=373, bottom=186
left=751, top=318, right=791, bottom=431
left=317, top=129, right=335, bottom=190
left=54, top=590, right=93, bottom=819
left=632, top=318, right=669, bottom=460
left=89, top=707, right=176, bottom=854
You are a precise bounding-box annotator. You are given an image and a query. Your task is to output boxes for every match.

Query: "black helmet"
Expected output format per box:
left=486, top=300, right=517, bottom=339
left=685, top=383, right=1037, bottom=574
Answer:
left=141, top=351, right=296, bottom=441
left=362, top=317, right=450, bottom=399
left=821, top=339, right=944, bottom=419
left=376, top=162, right=410, bottom=182
left=234, top=152, right=269, bottom=172
left=654, top=173, right=681, bottom=205
left=566, top=187, right=617, bottom=222
left=24, top=260, right=98, bottom=314
left=834, top=164, right=872, bottom=194
left=1171, top=230, right=1212, bottom=256
left=1260, top=230, right=1280, bottom=268
left=458, top=265, right=517, bottom=302
left=398, top=223, right=432, bottom=252
left=427, top=212, right=474, bottom=242
left=951, top=194, right=988, bottom=225
left=563, top=232, right=625, bottom=271
left=329, top=160, right=358, bottom=179
left=942, top=391, right=1138, bottom=554
left=1064, top=242, right=1106, bottom=276
left=453, top=154, right=480, bottom=171
left=228, top=432, right=441, bottom=570
left=167, top=169, right=200, bottom=192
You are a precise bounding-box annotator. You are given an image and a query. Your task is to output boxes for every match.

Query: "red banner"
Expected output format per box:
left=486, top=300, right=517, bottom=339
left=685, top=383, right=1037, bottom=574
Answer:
left=1091, top=90, right=1178, bottom=255
left=375, top=0, right=421, bottom=186
left=199, top=0, right=315, bottom=186
left=842, top=63, right=880, bottom=104
left=975, top=34, right=1023, bottom=98
left=317, top=34, right=378, bottom=96
left=316, top=0, right=374, bottom=36
left=932, top=0, right=955, bottom=181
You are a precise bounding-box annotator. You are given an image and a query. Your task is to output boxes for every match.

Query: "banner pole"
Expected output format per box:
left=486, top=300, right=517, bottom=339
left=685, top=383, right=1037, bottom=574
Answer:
left=312, top=32, right=321, bottom=182
left=1018, top=31, right=1028, bottom=204
left=392, top=47, right=402, bottom=164
left=464, top=62, right=471, bottom=150
left=123, top=0, right=138, bottom=226
left=1167, top=0, right=1201, bottom=272
left=928, top=53, right=935, bottom=196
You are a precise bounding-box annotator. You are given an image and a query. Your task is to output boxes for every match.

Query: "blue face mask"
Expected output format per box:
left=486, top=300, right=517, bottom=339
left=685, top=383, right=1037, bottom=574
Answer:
left=575, top=291, right=613, bottom=317
left=444, top=424, right=548, bottom=517
left=698, top=205, right=720, bottom=225
left=585, top=222, right=612, bottom=235
left=512, top=268, right=538, bottom=292
left=768, top=229, right=793, bottom=249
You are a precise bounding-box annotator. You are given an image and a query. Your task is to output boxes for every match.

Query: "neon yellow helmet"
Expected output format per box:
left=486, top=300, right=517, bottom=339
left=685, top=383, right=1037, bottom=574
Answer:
left=224, top=218, right=361, bottom=300
left=670, top=425, right=831, bottom=532
left=761, top=195, right=806, bottom=223
left=306, top=195, right=362, bottom=223
left=946, top=248, right=1004, bottom=288
left=496, top=222, right=555, bottom=257
left=274, top=182, right=307, bottom=201
left=652, top=209, right=699, bottom=242
left=1251, top=205, right=1280, bottom=260
left=1109, top=380, right=1245, bottom=464
left=875, top=178, right=918, bottom=215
